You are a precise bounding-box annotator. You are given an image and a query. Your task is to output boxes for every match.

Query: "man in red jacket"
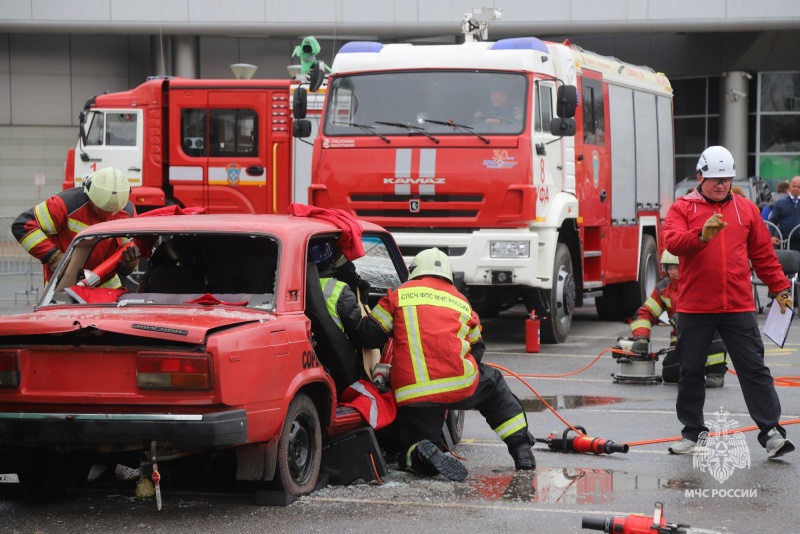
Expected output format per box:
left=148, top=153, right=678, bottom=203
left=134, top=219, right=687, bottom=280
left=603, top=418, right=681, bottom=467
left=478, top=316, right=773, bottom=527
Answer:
left=665, top=145, right=794, bottom=459
left=359, top=248, right=535, bottom=480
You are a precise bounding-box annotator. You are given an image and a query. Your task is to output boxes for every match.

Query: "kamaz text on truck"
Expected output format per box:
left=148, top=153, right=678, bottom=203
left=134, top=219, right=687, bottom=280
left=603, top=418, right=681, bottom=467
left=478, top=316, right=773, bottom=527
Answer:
left=304, top=32, right=674, bottom=343
left=64, top=76, right=324, bottom=214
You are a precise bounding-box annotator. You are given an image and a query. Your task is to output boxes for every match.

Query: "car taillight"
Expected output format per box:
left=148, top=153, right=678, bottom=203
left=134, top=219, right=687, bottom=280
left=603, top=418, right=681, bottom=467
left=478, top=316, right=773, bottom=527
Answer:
left=137, top=352, right=211, bottom=390
left=0, top=351, right=20, bottom=388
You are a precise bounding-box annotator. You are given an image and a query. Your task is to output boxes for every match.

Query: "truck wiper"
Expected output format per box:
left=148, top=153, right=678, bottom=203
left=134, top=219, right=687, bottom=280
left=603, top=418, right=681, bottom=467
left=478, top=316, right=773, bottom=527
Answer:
left=374, top=121, right=440, bottom=144
left=423, top=118, right=490, bottom=144
left=332, top=121, right=391, bottom=144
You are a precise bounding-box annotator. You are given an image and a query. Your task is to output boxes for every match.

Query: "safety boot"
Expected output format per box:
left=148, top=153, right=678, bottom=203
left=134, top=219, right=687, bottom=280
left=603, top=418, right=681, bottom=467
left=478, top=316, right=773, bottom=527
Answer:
left=704, top=374, right=725, bottom=388
left=511, top=445, right=536, bottom=470
left=416, top=440, right=468, bottom=481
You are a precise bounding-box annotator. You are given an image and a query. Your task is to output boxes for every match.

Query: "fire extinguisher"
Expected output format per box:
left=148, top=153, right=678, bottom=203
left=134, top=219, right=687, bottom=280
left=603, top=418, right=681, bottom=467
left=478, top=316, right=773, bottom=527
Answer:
left=526, top=312, right=540, bottom=353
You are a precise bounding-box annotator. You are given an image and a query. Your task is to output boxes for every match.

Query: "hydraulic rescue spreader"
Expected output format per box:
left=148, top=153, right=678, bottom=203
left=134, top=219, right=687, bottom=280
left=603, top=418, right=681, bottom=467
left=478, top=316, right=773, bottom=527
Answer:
left=539, top=426, right=629, bottom=455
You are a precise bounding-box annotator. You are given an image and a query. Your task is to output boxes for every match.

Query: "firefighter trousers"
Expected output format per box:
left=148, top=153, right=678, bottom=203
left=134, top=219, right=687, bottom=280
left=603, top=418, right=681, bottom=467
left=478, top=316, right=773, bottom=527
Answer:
left=395, top=363, right=533, bottom=470
left=676, top=312, right=786, bottom=447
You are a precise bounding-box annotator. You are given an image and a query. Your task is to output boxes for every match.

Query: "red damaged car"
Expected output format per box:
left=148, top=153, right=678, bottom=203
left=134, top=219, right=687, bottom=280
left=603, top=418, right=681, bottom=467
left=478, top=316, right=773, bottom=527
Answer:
left=0, top=212, right=407, bottom=497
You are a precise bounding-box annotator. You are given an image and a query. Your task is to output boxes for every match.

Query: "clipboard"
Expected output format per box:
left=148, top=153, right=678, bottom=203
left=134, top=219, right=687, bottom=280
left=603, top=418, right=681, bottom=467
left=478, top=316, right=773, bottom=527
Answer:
left=763, top=301, right=794, bottom=348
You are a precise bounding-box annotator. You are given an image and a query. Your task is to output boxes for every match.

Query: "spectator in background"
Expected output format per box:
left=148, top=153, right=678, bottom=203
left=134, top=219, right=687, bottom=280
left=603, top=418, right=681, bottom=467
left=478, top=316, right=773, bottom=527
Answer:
left=762, top=180, right=790, bottom=221
left=769, top=176, right=800, bottom=251
left=731, top=185, right=746, bottom=198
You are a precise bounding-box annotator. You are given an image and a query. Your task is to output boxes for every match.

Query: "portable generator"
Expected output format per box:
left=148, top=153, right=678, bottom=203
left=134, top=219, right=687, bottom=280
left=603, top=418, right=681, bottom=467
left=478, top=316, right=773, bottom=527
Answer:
left=611, top=337, right=663, bottom=384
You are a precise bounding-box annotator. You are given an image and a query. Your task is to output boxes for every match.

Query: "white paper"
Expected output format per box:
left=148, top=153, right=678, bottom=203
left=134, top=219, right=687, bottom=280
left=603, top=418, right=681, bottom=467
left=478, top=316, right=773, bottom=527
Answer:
left=764, top=302, right=793, bottom=348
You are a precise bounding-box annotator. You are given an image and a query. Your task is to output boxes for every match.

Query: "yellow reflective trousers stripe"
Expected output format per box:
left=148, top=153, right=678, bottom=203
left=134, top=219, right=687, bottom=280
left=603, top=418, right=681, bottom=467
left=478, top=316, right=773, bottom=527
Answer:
left=494, top=413, right=527, bottom=440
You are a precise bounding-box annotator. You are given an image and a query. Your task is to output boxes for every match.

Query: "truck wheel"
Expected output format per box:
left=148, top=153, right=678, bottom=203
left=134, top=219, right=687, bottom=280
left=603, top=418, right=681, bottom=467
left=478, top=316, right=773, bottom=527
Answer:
left=618, top=235, right=658, bottom=317
left=446, top=409, right=465, bottom=445
left=276, top=393, right=322, bottom=496
left=540, top=243, right=575, bottom=344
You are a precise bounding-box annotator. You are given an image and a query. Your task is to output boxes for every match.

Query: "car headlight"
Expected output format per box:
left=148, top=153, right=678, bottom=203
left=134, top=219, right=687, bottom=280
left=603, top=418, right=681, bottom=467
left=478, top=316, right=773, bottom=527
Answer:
left=490, top=241, right=530, bottom=259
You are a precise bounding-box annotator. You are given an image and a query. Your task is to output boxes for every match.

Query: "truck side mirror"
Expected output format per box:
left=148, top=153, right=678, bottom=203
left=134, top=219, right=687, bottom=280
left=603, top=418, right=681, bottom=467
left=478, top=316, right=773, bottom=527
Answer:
left=293, top=87, right=307, bottom=119
left=550, top=117, right=576, bottom=137
left=293, top=119, right=312, bottom=138
left=308, top=61, right=325, bottom=93
left=78, top=110, right=87, bottom=146
left=556, top=85, right=578, bottom=118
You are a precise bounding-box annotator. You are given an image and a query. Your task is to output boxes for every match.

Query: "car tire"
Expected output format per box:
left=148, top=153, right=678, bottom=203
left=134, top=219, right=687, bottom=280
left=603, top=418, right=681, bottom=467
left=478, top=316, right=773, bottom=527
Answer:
left=446, top=409, right=465, bottom=445
left=276, top=393, right=322, bottom=496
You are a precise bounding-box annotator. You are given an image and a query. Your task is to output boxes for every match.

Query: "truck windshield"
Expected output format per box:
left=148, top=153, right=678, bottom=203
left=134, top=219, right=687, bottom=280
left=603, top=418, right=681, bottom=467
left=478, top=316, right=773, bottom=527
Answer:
left=324, top=71, right=527, bottom=136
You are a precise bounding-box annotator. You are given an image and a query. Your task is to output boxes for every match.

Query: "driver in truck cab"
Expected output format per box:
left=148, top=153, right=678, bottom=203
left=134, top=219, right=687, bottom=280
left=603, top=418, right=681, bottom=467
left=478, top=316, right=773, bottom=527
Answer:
left=12, top=166, right=137, bottom=288
left=473, top=84, right=523, bottom=125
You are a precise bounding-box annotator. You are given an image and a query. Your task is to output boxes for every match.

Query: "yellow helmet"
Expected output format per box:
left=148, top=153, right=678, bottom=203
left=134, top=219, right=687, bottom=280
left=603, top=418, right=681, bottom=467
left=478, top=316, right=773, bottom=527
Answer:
left=408, top=247, right=453, bottom=283
left=84, top=167, right=130, bottom=213
left=660, top=250, right=679, bottom=266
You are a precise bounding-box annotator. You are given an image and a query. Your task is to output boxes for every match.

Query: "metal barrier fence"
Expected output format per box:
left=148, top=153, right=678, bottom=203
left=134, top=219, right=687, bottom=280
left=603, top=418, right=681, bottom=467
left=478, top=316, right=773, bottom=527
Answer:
left=0, top=216, right=42, bottom=304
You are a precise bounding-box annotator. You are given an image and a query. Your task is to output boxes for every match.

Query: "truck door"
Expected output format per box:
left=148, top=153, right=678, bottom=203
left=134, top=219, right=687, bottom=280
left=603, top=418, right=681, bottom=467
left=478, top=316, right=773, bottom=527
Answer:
left=73, top=109, right=144, bottom=189
left=531, top=80, right=560, bottom=215
left=576, top=73, right=610, bottom=226
left=169, top=90, right=272, bottom=214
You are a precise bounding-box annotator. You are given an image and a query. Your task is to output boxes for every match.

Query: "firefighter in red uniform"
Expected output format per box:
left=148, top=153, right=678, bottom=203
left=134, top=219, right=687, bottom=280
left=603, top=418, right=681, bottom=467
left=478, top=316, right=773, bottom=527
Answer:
left=630, top=250, right=728, bottom=387
left=359, top=247, right=535, bottom=480
left=12, top=167, right=137, bottom=288
left=665, top=145, right=794, bottom=459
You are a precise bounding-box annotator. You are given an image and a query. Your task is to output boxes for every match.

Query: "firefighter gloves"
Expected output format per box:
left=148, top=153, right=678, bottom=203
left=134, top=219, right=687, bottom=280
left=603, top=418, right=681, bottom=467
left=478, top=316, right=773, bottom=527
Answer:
left=117, top=247, right=139, bottom=276
left=701, top=213, right=727, bottom=241
left=47, top=249, right=64, bottom=272
left=775, top=291, right=793, bottom=314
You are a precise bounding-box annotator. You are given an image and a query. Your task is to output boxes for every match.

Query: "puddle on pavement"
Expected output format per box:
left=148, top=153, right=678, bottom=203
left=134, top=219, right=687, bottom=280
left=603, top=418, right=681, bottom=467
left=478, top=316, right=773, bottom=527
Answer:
left=520, top=395, right=622, bottom=412
left=462, top=467, right=693, bottom=504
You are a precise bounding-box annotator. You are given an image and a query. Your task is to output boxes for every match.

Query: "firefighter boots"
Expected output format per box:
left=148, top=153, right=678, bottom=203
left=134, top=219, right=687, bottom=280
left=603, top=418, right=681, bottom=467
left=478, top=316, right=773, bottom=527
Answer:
left=416, top=440, right=468, bottom=481
left=511, top=445, right=536, bottom=470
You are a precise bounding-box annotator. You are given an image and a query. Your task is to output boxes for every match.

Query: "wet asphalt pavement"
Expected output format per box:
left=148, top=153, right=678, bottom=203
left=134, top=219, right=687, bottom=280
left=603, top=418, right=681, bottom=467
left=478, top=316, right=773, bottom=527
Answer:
left=0, top=285, right=797, bottom=533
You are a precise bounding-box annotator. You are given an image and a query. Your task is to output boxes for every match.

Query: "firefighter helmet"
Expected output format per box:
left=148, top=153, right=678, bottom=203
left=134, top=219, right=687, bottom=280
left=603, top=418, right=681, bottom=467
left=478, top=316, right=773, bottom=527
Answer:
left=308, top=240, right=335, bottom=266
left=409, top=247, right=453, bottom=283
left=661, top=250, right=679, bottom=267
left=696, top=146, right=735, bottom=179
left=84, top=167, right=130, bottom=213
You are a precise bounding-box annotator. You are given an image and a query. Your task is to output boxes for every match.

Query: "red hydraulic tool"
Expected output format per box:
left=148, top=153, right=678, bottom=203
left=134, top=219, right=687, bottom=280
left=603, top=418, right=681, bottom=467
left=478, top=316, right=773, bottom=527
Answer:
left=582, top=502, right=720, bottom=533
left=539, top=426, right=629, bottom=455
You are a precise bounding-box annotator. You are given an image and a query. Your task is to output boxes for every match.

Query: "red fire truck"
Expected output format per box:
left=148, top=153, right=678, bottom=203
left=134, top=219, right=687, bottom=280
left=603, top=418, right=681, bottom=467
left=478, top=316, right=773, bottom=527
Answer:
left=304, top=22, right=675, bottom=343
left=63, top=77, right=324, bottom=214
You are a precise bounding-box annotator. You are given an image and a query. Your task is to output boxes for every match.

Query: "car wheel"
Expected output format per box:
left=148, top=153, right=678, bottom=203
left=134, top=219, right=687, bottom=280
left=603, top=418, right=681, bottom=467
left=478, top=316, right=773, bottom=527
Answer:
left=446, top=409, right=465, bottom=445
left=276, top=393, right=322, bottom=496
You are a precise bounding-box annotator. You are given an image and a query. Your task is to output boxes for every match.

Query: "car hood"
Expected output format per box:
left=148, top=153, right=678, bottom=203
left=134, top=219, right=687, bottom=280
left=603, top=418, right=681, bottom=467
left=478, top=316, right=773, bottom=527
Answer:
left=0, top=306, right=272, bottom=344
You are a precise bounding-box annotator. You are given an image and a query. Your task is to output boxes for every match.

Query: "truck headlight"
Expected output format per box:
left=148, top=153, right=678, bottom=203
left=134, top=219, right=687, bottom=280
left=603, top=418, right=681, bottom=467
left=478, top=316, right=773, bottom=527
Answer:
left=490, top=241, right=530, bottom=259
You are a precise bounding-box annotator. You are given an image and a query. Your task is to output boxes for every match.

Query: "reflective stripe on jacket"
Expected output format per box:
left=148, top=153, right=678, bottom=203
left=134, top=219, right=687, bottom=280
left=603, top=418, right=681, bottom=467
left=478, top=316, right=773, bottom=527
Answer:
left=12, top=187, right=135, bottom=284
left=631, top=277, right=677, bottom=342
left=665, top=189, right=788, bottom=313
left=368, top=276, right=480, bottom=406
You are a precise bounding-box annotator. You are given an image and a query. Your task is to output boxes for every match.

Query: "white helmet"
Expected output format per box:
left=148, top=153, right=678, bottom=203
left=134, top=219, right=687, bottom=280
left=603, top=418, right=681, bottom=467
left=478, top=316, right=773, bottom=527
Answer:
left=84, top=167, right=130, bottom=213
left=696, top=146, right=735, bottom=179
left=660, top=250, right=679, bottom=266
left=409, top=247, right=453, bottom=283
